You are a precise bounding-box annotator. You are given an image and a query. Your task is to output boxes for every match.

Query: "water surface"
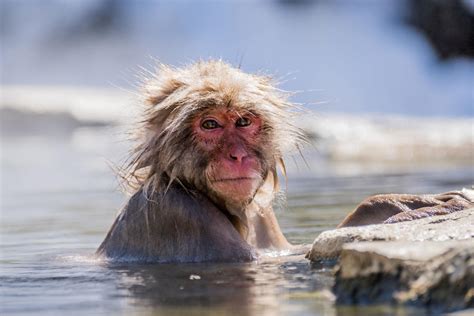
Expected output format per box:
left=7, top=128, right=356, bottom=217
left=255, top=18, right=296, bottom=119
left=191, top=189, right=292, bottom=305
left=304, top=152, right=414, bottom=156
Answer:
left=1, top=126, right=472, bottom=315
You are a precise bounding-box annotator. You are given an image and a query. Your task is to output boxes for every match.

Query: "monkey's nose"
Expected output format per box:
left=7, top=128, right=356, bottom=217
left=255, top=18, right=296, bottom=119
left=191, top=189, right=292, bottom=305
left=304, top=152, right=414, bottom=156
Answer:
left=229, top=147, right=248, bottom=163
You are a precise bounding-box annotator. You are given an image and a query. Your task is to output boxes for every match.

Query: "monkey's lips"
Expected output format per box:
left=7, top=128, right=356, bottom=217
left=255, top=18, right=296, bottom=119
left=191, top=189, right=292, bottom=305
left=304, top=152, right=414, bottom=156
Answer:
left=212, top=177, right=257, bottom=182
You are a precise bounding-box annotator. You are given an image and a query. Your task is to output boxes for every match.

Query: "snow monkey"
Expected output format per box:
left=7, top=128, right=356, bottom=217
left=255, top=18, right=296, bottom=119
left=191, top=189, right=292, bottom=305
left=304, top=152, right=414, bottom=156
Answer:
left=97, top=60, right=473, bottom=263
left=338, top=190, right=473, bottom=228
left=97, top=60, right=306, bottom=262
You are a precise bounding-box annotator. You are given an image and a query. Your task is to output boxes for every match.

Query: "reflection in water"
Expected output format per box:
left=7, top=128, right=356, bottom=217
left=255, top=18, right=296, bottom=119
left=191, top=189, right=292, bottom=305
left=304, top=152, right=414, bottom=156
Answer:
left=105, top=255, right=334, bottom=316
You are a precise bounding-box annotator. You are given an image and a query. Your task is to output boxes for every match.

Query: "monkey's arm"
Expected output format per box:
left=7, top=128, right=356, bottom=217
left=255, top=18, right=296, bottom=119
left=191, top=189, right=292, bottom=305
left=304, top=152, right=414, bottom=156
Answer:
left=97, top=185, right=254, bottom=263
left=337, top=190, right=473, bottom=228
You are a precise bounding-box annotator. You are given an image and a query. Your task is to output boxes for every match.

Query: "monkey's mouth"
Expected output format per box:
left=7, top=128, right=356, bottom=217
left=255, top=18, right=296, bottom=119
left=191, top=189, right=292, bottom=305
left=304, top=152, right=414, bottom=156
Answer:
left=212, top=177, right=257, bottom=183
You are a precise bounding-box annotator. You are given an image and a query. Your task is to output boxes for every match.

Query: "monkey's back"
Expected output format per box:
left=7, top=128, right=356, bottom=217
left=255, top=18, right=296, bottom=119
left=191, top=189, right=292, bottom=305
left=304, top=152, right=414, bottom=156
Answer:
left=96, top=184, right=255, bottom=263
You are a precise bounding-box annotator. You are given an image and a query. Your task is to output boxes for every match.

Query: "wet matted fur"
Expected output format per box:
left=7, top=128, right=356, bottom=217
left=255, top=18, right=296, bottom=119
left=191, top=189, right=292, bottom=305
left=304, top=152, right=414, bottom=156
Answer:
left=97, top=60, right=306, bottom=263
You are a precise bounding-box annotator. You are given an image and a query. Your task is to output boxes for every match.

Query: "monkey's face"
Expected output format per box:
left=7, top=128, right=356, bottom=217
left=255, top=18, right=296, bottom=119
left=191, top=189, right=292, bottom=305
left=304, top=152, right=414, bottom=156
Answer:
left=191, top=108, right=267, bottom=208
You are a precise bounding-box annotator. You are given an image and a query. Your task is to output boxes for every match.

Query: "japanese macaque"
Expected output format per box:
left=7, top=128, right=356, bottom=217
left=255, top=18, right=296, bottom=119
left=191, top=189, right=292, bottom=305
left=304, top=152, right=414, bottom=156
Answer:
left=96, top=60, right=473, bottom=264
left=338, top=189, right=474, bottom=228
left=97, top=60, right=305, bottom=263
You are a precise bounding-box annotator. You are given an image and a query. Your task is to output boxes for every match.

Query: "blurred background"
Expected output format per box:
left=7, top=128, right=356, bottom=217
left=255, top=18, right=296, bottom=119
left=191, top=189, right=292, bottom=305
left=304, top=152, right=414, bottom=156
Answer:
left=2, top=0, right=474, bottom=115
left=1, top=1, right=473, bottom=315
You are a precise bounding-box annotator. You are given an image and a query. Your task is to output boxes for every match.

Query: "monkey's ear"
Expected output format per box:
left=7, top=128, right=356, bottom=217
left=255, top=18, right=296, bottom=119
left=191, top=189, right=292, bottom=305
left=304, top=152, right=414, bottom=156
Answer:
left=143, top=65, right=186, bottom=106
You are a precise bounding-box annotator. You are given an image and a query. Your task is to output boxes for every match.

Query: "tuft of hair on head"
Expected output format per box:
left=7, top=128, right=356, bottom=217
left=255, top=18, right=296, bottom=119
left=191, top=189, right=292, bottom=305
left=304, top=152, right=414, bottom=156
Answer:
left=123, top=59, right=308, bottom=195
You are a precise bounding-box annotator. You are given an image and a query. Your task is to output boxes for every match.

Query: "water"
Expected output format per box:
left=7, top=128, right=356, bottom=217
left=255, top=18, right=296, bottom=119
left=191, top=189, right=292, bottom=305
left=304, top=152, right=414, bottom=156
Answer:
left=1, top=125, right=472, bottom=315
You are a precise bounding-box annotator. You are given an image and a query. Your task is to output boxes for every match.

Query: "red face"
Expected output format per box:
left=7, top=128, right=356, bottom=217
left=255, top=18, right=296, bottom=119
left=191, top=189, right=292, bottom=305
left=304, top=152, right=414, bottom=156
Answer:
left=192, top=108, right=264, bottom=206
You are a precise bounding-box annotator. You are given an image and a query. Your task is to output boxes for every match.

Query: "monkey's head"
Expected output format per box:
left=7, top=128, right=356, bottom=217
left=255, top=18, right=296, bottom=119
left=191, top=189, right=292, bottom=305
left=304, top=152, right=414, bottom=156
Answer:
left=128, top=60, right=304, bottom=214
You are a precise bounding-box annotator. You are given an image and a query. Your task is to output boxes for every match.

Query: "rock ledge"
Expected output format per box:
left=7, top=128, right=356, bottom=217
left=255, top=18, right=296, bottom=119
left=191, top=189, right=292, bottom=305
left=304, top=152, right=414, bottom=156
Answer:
left=334, top=240, right=474, bottom=312
left=306, top=208, right=474, bottom=312
left=307, top=208, right=474, bottom=261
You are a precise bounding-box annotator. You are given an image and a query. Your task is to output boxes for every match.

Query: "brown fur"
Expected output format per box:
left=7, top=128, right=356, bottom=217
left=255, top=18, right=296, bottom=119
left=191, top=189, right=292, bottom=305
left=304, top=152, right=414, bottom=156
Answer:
left=338, top=190, right=474, bottom=228
left=97, top=60, right=306, bottom=263
left=127, top=60, right=304, bottom=193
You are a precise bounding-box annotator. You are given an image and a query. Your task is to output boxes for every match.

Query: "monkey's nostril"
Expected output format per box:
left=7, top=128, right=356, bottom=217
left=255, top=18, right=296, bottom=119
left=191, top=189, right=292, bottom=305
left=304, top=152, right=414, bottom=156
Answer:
left=228, top=144, right=248, bottom=163
left=229, top=151, right=247, bottom=163
left=229, top=153, right=240, bottom=162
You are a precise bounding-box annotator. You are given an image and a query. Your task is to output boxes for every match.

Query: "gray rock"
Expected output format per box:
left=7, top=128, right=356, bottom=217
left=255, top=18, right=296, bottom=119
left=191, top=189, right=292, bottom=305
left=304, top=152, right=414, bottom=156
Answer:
left=306, top=206, right=474, bottom=312
left=334, top=240, right=474, bottom=312
left=307, top=208, right=474, bottom=261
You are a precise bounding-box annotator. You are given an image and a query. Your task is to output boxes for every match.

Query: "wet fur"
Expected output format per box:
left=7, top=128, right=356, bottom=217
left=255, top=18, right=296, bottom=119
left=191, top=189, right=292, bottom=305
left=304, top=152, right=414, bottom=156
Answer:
left=338, top=190, right=474, bottom=228
left=127, top=60, right=304, bottom=194
left=97, top=183, right=254, bottom=263
left=97, top=60, right=305, bottom=262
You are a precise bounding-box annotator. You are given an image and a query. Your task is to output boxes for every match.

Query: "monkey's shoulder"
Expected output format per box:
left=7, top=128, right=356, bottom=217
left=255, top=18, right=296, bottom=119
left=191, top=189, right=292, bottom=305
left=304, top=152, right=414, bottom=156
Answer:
left=97, top=185, right=254, bottom=263
left=118, top=184, right=225, bottom=223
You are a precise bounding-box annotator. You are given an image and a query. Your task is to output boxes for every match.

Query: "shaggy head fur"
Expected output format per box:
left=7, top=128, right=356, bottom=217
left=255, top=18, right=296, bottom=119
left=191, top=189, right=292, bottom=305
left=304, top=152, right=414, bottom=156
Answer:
left=125, top=60, right=305, bottom=203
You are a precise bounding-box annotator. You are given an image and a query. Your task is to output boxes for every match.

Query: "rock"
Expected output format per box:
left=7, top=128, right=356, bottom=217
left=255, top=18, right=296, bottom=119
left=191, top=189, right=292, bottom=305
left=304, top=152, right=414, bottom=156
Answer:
left=306, top=206, right=474, bottom=312
left=307, top=208, right=474, bottom=261
left=333, top=240, right=474, bottom=312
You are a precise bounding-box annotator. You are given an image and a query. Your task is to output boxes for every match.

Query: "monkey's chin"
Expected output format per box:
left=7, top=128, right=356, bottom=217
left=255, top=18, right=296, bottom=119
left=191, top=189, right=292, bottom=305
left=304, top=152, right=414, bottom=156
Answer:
left=211, top=178, right=260, bottom=207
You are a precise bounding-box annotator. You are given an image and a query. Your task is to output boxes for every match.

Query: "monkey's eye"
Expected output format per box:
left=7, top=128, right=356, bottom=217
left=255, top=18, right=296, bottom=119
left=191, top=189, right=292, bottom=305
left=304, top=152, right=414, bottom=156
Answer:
left=236, top=117, right=251, bottom=127
left=201, top=119, right=220, bottom=130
